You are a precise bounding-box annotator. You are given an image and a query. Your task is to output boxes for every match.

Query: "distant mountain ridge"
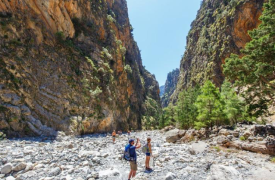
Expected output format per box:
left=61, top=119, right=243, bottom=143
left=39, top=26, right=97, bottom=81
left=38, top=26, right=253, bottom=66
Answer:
left=161, top=69, right=179, bottom=107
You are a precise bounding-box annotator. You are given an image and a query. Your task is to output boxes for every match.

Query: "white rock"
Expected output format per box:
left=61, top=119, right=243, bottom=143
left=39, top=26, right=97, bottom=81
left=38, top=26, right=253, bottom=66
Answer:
left=165, top=172, right=176, bottom=180
left=206, top=165, right=243, bottom=180
left=99, top=168, right=120, bottom=177
left=6, top=176, right=15, bottom=180
left=1, top=163, right=12, bottom=174
left=13, top=162, right=27, bottom=172
left=25, top=163, right=34, bottom=171
left=49, top=167, right=61, bottom=177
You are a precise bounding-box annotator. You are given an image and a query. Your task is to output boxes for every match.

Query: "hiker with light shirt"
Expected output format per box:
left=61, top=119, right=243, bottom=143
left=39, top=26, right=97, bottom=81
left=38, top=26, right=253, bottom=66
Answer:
left=144, top=137, right=153, bottom=171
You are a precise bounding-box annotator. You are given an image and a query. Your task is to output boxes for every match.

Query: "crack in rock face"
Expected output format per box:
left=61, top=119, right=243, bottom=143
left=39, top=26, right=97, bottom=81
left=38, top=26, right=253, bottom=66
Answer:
left=0, top=130, right=274, bottom=180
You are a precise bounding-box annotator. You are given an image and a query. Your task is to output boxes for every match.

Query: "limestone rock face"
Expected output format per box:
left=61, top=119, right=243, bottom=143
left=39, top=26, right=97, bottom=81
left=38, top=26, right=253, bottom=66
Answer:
left=161, top=69, right=179, bottom=107
left=171, top=0, right=265, bottom=103
left=0, top=0, right=160, bottom=137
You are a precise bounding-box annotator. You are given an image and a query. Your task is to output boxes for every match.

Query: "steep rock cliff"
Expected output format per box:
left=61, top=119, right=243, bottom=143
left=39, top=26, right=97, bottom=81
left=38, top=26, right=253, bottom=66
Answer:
left=0, top=0, right=160, bottom=137
left=171, top=0, right=265, bottom=103
left=161, top=69, right=179, bottom=107
left=159, top=85, right=165, bottom=97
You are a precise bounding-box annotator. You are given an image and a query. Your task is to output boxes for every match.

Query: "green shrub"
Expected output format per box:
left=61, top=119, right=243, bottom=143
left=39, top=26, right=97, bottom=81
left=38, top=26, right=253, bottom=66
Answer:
left=271, top=157, right=275, bottom=163
left=115, top=39, right=122, bottom=46
left=194, top=122, right=206, bottom=130
left=120, top=46, right=127, bottom=55
left=101, top=48, right=113, bottom=60
left=0, top=105, right=8, bottom=112
left=124, top=65, right=132, bottom=74
left=85, top=57, right=96, bottom=69
left=213, top=146, right=221, bottom=152
left=0, top=131, right=7, bottom=140
left=90, top=86, right=102, bottom=97
left=107, top=15, right=115, bottom=23
left=55, top=31, right=65, bottom=42
left=240, top=136, right=246, bottom=141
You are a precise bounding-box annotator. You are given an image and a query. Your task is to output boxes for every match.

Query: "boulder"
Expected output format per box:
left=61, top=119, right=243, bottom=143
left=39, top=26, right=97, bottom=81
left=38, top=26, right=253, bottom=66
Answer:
left=161, top=126, right=175, bottom=133
left=206, top=165, right=243, bottom=180
left=197, top=128, right=206, bottom=138
left=266, top=137, right=275, bottom=154
left=226, top=140, right=274, bottom=155
left=1, top=163, right=12, bottom=174
left=266, top=125, right=275, bottom=135
left=12, top=162, right=26, bottom=172
left=178, top=130, right=186, bottom=138
left=180, top=129, right=196, bottom=143
left=165, top=129, right=180, bottom=143
left=243, top=131, right=251, bottom=139
left=218, top=129, right=230, bottom=136
left=253, top=125, right=275, bottom=136
left=68, top=143, right=74, bottom=149
left=232, top=131, right=239, bottom=138
left=6, top=176, right=15, bottom=180
left=165, top=172, right=176, bottom=180
left=227, top=135, right=234, bottom=141
left=247, top=137, right=254, bottom=142
left=217, top=135, right=229, bottom=145
left=49, top=167, right=61, bottom=177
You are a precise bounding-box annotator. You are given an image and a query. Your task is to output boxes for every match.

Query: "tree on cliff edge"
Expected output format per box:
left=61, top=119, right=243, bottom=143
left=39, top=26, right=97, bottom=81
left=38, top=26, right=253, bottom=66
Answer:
left=223, top=0, right=275, bottom=117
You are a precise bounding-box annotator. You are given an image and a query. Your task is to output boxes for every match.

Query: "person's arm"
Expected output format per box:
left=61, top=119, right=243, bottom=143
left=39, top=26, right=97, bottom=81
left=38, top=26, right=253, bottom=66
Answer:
left=135, top=138, right=141, bottom=149
left=148, top=143, right=152, bottom=154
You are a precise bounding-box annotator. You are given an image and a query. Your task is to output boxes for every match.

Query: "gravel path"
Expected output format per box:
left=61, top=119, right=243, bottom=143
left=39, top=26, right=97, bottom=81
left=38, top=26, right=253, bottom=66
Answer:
left=0, top=131, right=274, bottom=180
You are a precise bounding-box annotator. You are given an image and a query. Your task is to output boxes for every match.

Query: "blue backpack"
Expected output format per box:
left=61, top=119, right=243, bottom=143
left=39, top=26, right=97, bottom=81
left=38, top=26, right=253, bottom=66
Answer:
left=124, top=144, right=136, bottom=161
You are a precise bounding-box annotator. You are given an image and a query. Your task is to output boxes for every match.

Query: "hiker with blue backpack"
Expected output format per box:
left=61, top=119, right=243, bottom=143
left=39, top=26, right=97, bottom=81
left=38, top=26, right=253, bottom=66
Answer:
left=124, top=138, right=141, bottom=180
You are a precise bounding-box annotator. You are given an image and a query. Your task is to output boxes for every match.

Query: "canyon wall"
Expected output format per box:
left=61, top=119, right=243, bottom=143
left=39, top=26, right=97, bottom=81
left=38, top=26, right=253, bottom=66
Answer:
left=0, top=0, right=160, bottom=137
left=171, top=0, right=265, bottom=103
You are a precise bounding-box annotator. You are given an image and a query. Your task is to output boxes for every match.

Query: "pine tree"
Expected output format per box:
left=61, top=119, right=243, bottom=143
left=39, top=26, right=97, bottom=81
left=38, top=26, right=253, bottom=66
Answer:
left=195, top=81, right=224, bottom=129
left=162, top=104, right=176, bottom=127
left=221, top=80, right=244, bottom=125
left=223, top=0, right=275, bottom=117
left=176, top=86, right=200, bottom=129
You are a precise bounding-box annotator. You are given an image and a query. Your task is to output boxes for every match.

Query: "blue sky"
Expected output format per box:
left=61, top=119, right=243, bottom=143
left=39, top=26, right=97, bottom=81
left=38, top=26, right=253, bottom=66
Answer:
left=127, top=0, right=202, bottom=86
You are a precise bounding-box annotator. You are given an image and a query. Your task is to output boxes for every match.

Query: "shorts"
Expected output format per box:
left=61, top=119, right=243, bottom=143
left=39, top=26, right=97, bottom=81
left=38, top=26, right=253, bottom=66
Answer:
left=130, top=161, right=137, bottom=171
left=112, top=136, right=116, bottom=139
left=146, top=153, right=151, bottom=157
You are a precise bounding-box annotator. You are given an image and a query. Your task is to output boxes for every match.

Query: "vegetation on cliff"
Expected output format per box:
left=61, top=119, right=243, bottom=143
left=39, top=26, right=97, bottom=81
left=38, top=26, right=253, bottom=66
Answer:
left=171, top=0, right=264, bottom=103
left=224, top=0, right=275, bottom=117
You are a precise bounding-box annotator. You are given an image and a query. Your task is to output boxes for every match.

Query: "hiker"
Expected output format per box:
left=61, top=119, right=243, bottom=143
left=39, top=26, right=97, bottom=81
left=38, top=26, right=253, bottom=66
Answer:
left=118, top=130, right=122, bottom=135
left=145, top=137, right=153, bottom=171
left=112, top=130, right=116, bottom=144
left=126, top=138, right=141, bottom=180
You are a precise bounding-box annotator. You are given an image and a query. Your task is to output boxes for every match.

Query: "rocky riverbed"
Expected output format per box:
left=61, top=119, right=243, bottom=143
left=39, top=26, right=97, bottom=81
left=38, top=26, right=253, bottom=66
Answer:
left=0, top=131, right=275, bottom=180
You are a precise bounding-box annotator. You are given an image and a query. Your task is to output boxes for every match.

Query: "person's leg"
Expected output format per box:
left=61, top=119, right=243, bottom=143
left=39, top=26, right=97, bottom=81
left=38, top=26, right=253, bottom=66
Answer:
left=145, top=156, right=147, bottom=169
left=132, top=170, right=136, bottom=177
left=145, top=156, right=149, bottom=169
left=128, top=170, right=133, bottom=179
left=148, top=156, right=151, bottom=169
